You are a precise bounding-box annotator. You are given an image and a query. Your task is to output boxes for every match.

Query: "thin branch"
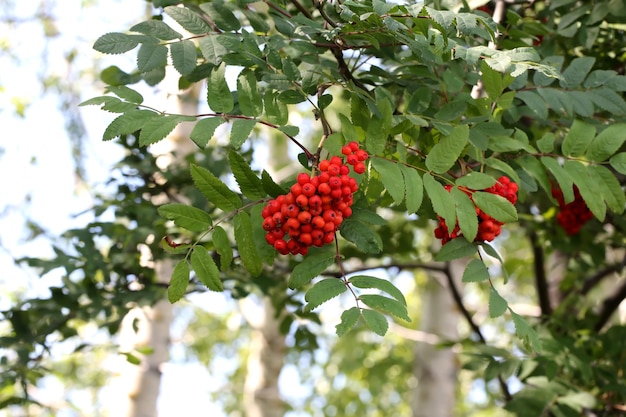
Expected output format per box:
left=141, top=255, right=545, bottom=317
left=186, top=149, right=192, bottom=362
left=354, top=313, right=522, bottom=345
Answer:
left=288, top=0, right=313, bottom=19
left=594, top=280, right=626, bottom=331
left=330, top=47, right=370, bottom=94
left=323, top=262, right=447, bottom=278
left=529, top=230, right=551, bottom=316
left=581, top=255, right=626, bottom=295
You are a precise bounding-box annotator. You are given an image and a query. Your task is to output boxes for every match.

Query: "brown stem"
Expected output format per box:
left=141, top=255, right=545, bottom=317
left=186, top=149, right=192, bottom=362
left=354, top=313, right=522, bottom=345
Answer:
left=594, top=280, right=626, bottom=331
left=529, top=230, right=552, bottom=317
left=581, top=256, right=626, bottom=295
left=289, top=0, right=312, bottom=19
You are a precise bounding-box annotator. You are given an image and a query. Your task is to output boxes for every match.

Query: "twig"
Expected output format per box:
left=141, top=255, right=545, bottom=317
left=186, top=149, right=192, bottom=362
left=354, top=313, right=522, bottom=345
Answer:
left=581, top=256, right=626, bottom=295
left=289, top=0, right=312, bottom=19
left=594, top=280, right=626, bottom=331
left=529, top=230, right=552, bottom=316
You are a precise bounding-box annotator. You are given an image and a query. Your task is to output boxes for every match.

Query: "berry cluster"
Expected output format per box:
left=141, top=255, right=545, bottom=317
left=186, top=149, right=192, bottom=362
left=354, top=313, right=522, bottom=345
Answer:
left=261, top=142, right=368, bottom=255
left=434, top=176, right=519, bottom=244
left=551, top=184, right=592, bottom=235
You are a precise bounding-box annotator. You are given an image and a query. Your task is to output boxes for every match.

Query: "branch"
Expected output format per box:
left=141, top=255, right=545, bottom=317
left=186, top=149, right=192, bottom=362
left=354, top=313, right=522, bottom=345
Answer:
left=330, top=47, right=370, bottom=94
left=289, top=0, right=312, bottom=19
left=594, top=280, right=626, bottom=331
left=322, top=261, right=447, bottom=278
left=529, top=230, right=552, bottom=316
left=581, top=255, right=626, bottom=295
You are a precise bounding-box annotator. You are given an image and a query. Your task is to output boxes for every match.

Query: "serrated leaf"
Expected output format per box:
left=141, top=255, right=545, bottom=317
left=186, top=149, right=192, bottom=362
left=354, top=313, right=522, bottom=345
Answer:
left=264, top=91, right=288, bottom=125
left=536, top=132, right=555, bottom=153
left=93, top=32, right=139, bottom=54
left=261, top=170, right=287, bottom=197
left=610, top=153, right=626, bottom=174
left=452, top=187, right=478, bottom=242
left=199, top=3, right=241, bottom=31
left=540, top=156, right=575, bottom=204
left=563, top=160, right=606, bottom=220
left=462, top=258, right=490, bottom=283
left=190, top=117, right=225, bottom=148
left=456, top=173, right=497, bottom=190
left=435, top=237, right=478, bottom=261
left=484, top=158, right=521, bottom=185
left=336, top=307, right=361, bottom=336
left=361, top=309, right=389, bottom=336
left=168, top=260, right=190, bottom=303
left=398, top=165, right=423, bottom=213
left=250, top=204, right=276, bottom=266
left=158, top=203, right=212, bottom=232
left=481, top=60, right=503, bottom=98
left=371, top=159, right=404, bottom=204
left=230, top=118, right=257, bottom=149
left=360, top=294, right=411, bottom=322
left=586, top=124, right=626, bottom=162
left=349, top=275, right=406, bottom=306
left=237, top=70, right=263, bottom=117
left=130, top=20, right=182, bottom=40
left=139, top=115, right=195, bottom=146
left=473, top=191, right=518, bottom=223
left=425, top=125, right=469, bottom=174
left=105, top=86, right=144, bottom=104
left=137, top=43, right=168, bottom=73
left=481, top=241, right=504, bottom=263
left=588, top=165, right=625, bottom=214
left=562, top=119, right=596, bottom=157
left=349, top=208, right=386, bottom=226
left=79, top=96, right=117, bottom=107
left=212, top=226, right=233, bottom=271
left=424, top=174, right=456, bottom=234
left=304, top=279, right=347, bottom=311
left=288, top=252, right=336, bottom=289
left=233, top=211, right=263, bottom=276
left=170, top=40, right=197, bottom=76
left=515, top=155, right=552, bottom=197
left=516, top=91, right=548, bottom=119
left=510, top=310, right=541, bottom=351
left=365, top=98, right=393, bottom=154
left=164, top=5, right=212, bottom=34
left=191, top=248, right=224, bottom=291
left=560, top=57, right=595, bottom=88
left=198, top=36, right=226, bottom=65
left=208, top=63, right=233, bottom=113
left=228, top=150, right=265, bottom=200
left=339, top=219, right=383, bottom=254
left=103, top=110, right=158, bottom=141
left=489, top=287, right=508, bottom=318
left=589, top=88, right=626, bottom=115
left=190, top=164, right=241, bottom=211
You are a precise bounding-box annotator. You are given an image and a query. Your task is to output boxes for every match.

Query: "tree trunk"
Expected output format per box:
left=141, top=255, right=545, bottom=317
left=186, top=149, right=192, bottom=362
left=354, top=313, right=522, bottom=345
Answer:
left=412, top=262, right=462, bottom=417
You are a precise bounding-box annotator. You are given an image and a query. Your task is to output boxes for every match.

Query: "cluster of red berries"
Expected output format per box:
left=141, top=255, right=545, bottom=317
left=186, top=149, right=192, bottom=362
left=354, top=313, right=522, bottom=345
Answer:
left=551, top=184, right=592, bottom=235
left=434, top=176, right=519, bottom=244
left=261, top=142, right=368, bottom=255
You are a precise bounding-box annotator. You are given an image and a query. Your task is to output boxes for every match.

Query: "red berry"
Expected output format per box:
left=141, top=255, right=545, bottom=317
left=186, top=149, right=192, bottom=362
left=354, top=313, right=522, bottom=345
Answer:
left=341, top=145, right=352, bottom=155
left=348, top=141, right=359, bottom=152
left=354, top=162, right=366, bottom=174
left=319, top=160, right=330, bottom=172
left=297, top=172, right=311, bottom=185
left=346, top=154, right=358, bottom=166
left=297, top=211, right=311, bottom=224
left=318, top=183, right=332, bottom=195
left=302, top=183, right=316, bottom=197
left=356, top=149, right=368, bottom=161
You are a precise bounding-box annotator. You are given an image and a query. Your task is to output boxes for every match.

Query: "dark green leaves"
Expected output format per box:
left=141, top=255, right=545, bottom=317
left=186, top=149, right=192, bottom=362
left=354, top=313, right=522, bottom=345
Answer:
left=190, top=164, right=241, bottom=211
left=425, top=125, right=469, bottom=174
left=164, top=6, right=212, bottom=34
left=228, top=150, right=265, bottom=200
left=93, top=32, right=140, bottom=54
left=233, top=212, right=263, bottom=276
left=562, top=120, right=596, bottom=157
left=168, top=260, right=190, bottom=303
left=304, top=279, right=347, bottom=312
left=585, top=124, right=626, bottom=162
left=424, top=174, right=456, bottom=234
left=473, top=191, right=518, bottom=223
left=190, top=117, right=225, bottom=148
left=208, top=63, right=234, bottom=113
left=288, top=252, right=336, bottom=289
left=158, top=203, right=212, bottom=232
left=191, top=247, right=223, bottom=291
left=137, top=43, right=168, bottom=73
left=335, top=307, right=360, bottom=336
left=170, top=40, right=197, bottom=76
left=435, top=237, right=478, bottom=261
left=462, top=259, right=490, bottom=283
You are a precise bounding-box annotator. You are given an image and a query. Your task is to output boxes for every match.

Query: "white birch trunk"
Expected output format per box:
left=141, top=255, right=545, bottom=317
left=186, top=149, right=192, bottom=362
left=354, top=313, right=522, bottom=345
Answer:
left=412, top=262, right=462, bottom=417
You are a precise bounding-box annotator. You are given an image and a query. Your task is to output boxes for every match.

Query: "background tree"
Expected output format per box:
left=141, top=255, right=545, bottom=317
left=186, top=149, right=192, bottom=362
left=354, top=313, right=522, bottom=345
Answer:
left=2, top=0, right=626, bottom=416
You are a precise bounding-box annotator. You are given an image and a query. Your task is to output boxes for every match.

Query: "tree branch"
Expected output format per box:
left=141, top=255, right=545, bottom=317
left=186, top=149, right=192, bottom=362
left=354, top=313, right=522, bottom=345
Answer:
left=581, top=255, right=626, bottom=295
left=330, top=46, right=370, bottom=94
left=594, top=280, right=626, bottom=331
left=529, top=230, right=552, bottom=316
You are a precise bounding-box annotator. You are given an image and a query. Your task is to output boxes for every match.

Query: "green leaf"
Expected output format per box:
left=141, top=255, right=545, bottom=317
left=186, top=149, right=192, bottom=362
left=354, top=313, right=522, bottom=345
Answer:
left=556, top=392, right=596, bottom=411
left=198, top=36, right=226, bottom=65
left=563, top=160, right=606, bottom=220
left=228, top=150, right=265, bottom=200
left=425, top=125, right=469, bottom=174
left=93, top=32, right=139, bottom=54
left=365, top=97, right=393, bottom=154
left=157, top=203, right=212, bottom=232
left=462, top=259, right=490, bottom=283
left=208, top=64, right=233, bottom=113
left=489, top=287, right=508, bottom=318
left=104, top=86, right=144, bottom=104
left=137, top=43, right=168, bottom=73
left=435, top=237, right=478, bottom=261
left=516, top=155, right=552, bottom=197
left=481, top=60, right=503, bottom=98
left=264, top=91, right=288, bottom=125
left=190, top=164, right=241, bottom=211
left=371, top=159, right=404, bottom=204
left=349, top=275, right=406, bottom=306
left=230, top=119, right=257, bottom=149
left=423, top=174, right=456, bottom=234
left=130, top=20, right=182, bottom=40
left=455, top=173, right=497, bottom=190
left=164, top=5, right=212, bottom=34
left=261, top=170, right=288, bottom=197
left=510, top=310, right=541, bottom=352
left=288, top=252, right=336, bottom=289
left=610, top=152, right=626, bottom=175
left=190, top=117, right=225, bottom=148
left=516, top=91, right=548, bottom=119
left=212, top=226, right=233, bottom=271
left=170, top=40, right=197, bottom=76
left=560, top=57, right=595, bottom=88
left=304, top=279, right=347, bottom=311
left=473, top=191, right=518, bottom=223
left=233, top=211, right=263, bottom=276
left=339, top=219, right=383, bottom=254
left=335, top=307, right=360, bottom=336
left=237, top=70, right=263, bottom=117
left=536, top=132, right=555, bottom=153
left=168, top=260, right=190, bottom=303
left=588, top=165, right=625, bottom=214
left=139, top=115, right=195, bottom=146
left=361, top=309, right=389, bottom=336
left=360, top=294, right=411, bottom=322
left=103, top=110, right=158, bottom=141
left=398, top=165, right=423, bottom=213
left=452, top=187, right=478, bottom=242
left=562, top=119, right=596, bottom=157
left=160, top=237, right=191, bottom=255
left=191, top=248, right=224, bottom=292
left=540, top=156, right=574, bottom=203
left=589, top=88, right=626, bottom=115
left=481, top=241, right=504, bottom=264
left=199, top=3, right=241, bottom=31
left=484, top=158, right=521, bottom=185
left=585, top=124, right=626, bottom=162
